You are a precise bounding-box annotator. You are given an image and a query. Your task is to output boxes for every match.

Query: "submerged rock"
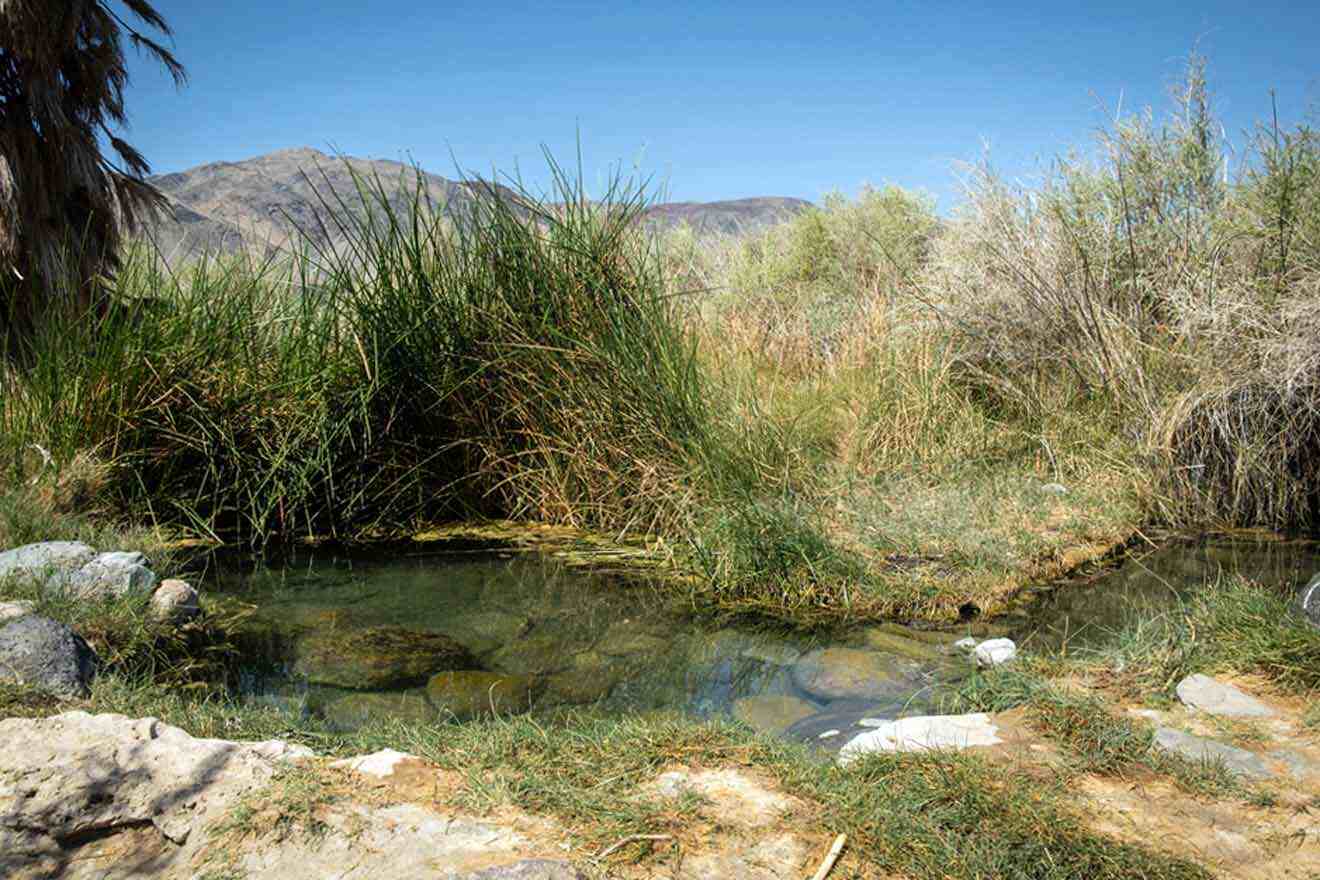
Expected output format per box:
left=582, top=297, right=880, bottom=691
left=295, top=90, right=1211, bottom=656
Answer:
left=594, top=619, right=670, bottom=657
left=857, top=626, right=946, bottom=662
left=0, top=614, right=98, bottom=697
left=294, top=626, right=475, bottom=690
left=790, top=647, right=924, bottom=702
left=1175, top=673, right=1275, bottom=718
left=441, top=609, right=533, bottom=656
left=426, top=670, right=536, bottom=720
left=1152, top=727, right=1273, bottom=780
left=838, top=713, right=1003, bottom=763
left=488, top=632, right=571, bottom=677
left=543, top=657, right=622, bottom=706
left=732, top=694, right=818, bottom=734
left=321, top=690, right=440, bottom=729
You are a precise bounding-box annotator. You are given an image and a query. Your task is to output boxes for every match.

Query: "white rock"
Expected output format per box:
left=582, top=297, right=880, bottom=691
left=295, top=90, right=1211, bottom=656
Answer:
left=150, top=578, right=201, bottom=622
left=1040, top=483, right=1069, bottom=495
left=838, top=713, right=1003, bottom=764
left=973, top=638, right=1017, bottom=668
left=1175, top=673, right=1276, bottom=718
left=0, top=599, right=35, bottom=623
left=0, top=711, right=309, bottom=874
left=331, top=748, right=417, bottom=778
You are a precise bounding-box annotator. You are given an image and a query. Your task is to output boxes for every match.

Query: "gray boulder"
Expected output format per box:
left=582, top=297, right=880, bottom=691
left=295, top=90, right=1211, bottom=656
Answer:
left=0, top=542, right=159, bottom=601
left=0, top=541, right=96, bottom=586
left=60, top=550, right=158, bottom=600
left=0, top=615, right=98, bottom=697
left=1175, top=674, right=1275, bottom=718
left=1152, top=727, right=1273, bottom=780
left=0, top=600, right=36, bottom=624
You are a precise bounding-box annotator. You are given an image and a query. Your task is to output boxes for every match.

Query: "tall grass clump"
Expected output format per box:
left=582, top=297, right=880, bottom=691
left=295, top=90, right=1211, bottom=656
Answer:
left=0, top=158, right=714, bottom=547
left=923, top=54, right=1320, bottom=531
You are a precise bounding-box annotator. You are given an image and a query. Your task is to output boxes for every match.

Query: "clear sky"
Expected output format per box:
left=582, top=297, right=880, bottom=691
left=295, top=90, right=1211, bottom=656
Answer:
left=114, top=1, right=1318, bottom=209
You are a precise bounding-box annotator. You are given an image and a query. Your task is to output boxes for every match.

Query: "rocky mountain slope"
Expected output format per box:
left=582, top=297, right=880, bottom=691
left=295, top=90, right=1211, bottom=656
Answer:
left=140, top=147, right=810, bottom=263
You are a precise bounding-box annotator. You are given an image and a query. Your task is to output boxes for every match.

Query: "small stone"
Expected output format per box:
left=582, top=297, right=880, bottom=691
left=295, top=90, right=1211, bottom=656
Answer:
left=0, top=615, right=98, bottom=697
left=838, top=713, right=1003, bottom=763
left=1152, top=727, right=1273, bottom=780
left=1175, top=674, right=1275, bottom=718
left=973, top=638, right=1017, bottom=668
left=0, top=600, right=35, bottom=624
left=150, top=579, right=201, bottom=623
left=1040, top=483, right=1069, bottom=495
left=331, top=748, right=417, bottom=778
left=818, top=729, right=841, bottom=739
left=953, top=637, right=978, bottom=653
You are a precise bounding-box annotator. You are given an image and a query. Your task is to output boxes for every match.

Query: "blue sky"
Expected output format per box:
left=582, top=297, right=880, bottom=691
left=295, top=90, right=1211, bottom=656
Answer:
left=116, top=1, right=1318, bottom=209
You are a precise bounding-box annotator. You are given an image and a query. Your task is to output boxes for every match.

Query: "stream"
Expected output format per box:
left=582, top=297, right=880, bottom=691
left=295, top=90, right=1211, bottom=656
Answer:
left=207, top=536, right=1320, bottom=745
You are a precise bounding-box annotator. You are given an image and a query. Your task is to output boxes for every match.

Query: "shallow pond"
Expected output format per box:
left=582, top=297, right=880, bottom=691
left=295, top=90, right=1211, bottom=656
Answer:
left=1015, top=537, right=1320, bottom=651
left=207, top=536, right=1320, bottom=745
left=211, top=547, right=968, bottom=742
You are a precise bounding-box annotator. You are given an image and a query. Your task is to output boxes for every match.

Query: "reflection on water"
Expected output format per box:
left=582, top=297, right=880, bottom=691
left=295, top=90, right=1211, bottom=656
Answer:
left=1017, top=538, right=1320, bottom=652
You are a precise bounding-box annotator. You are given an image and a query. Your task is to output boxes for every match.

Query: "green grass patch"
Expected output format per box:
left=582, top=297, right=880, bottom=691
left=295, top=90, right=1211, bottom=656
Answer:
left=6, top=673, right=1211, bottom=880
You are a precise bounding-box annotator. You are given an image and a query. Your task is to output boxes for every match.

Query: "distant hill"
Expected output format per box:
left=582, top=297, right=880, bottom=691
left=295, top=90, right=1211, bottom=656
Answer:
left=140, top=147, right=810, bottom=263
left=642, top=197, right=812, bottom=235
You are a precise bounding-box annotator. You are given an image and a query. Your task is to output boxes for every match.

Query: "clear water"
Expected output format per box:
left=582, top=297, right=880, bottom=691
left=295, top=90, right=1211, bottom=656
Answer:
left=211, top=548, right=854, bottom=732
left=207, top=536, right=1320, bottom=738
left=1015, top=538, right=1320, bottom=651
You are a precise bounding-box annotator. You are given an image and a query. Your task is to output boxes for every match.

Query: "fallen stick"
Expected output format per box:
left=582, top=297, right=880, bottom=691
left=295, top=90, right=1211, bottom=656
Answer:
left=593, top=833, right=673, bottom=862
left=809, top=833, right=847, bottom=880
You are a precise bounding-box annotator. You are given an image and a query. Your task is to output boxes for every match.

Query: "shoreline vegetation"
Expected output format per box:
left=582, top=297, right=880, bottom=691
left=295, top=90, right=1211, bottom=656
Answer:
left=6, top=57, right=1320, bottom=878
left=6, top=61, right=1319, bottom=626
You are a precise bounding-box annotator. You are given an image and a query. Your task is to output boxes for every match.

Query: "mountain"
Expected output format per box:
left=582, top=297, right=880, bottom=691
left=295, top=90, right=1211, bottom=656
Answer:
left=141, top=148, right=810, bottom=263
left=642, top=197, right=812, bottom=235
